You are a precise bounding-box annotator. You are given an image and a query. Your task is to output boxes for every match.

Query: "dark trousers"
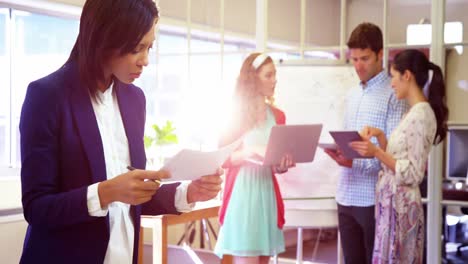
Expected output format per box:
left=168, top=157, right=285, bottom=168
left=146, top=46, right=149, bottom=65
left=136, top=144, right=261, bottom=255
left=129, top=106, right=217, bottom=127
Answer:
left=337, top=203, right=375, bottom=264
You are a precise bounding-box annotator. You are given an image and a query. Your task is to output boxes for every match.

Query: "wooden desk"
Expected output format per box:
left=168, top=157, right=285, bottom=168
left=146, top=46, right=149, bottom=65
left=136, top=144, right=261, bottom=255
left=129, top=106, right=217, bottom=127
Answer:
left=443, top=187, right=468, bottom=202
left=140, top=201, right=232, bottom=264
left=140, top=198, right=344, bottom=264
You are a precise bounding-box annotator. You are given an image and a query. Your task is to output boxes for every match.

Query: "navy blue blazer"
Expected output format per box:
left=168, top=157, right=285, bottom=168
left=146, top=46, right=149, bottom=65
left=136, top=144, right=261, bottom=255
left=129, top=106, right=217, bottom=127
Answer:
left=19, top=61, right=180, bottom=264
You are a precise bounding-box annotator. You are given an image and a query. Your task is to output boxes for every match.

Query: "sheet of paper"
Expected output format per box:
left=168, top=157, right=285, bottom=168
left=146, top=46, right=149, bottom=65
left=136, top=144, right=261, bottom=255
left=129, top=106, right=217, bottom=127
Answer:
left=161, top=138, right=242, bottom=181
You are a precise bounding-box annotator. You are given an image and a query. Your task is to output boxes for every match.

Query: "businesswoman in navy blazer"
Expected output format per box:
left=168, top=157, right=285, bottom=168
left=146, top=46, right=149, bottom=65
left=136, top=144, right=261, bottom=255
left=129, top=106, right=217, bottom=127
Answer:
left=19, top=1, right=222, bottom=263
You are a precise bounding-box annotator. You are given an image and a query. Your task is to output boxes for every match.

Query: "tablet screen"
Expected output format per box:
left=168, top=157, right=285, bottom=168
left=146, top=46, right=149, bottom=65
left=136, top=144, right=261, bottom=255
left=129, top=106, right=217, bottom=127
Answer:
left=329, top=131, right=372, bottom=159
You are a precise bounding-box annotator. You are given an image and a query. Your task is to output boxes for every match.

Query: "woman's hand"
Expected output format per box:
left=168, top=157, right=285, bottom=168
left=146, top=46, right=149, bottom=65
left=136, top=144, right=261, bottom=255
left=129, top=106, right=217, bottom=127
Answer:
left=349, top=140, right=378, bottom=157
left=98, top=169, right=171, bottom=207
left=229, top=145, right=266, bottom=165
left=360, top=126, right=383, bottom=140
left=187, top=168, right=224, bottom=203
left=324, top=148, right=353, bottom=168
left=273, top=153, right=295, bottom=174
left=247, top=145, right=267, bottom=158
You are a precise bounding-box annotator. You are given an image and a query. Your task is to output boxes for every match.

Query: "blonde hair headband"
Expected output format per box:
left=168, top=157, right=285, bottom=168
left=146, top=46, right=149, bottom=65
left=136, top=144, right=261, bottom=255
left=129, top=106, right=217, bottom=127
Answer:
left=252, top=54, right=269, bottom=69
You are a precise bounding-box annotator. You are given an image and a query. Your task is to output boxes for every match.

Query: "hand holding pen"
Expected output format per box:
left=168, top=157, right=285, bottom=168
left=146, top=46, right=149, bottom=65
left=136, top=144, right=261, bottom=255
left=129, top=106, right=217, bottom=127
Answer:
left=127, top=166, right=163, bottom=184
left=97, top=166, right=171, bottom=207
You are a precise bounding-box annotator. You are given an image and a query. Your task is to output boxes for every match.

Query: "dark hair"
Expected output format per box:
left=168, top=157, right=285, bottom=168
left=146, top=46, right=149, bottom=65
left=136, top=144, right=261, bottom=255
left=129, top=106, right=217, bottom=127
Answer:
left=347, top=22, right=383, bottom=54
left=67, top=0, right=159, bottom=98
left=392, top=49, right=449, bottom=144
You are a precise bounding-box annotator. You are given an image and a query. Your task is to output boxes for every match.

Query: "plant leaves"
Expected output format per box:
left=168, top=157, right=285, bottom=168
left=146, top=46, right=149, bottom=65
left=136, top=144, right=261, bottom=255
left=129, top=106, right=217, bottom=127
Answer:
left=145, top=121, right=179, bottom=148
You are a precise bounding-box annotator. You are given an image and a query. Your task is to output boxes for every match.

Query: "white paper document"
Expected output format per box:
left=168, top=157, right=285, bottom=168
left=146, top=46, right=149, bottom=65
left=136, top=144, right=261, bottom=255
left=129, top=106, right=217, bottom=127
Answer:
left=161, top=138, right=242, bottom=181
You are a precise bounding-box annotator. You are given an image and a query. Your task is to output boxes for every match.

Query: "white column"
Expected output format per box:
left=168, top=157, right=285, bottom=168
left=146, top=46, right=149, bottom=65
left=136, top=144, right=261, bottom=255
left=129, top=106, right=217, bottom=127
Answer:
left=299, top=0, right=306, bottom=59
left=256, top=0, right=268, bottom=52
left=382, top=0, right=389, bottom=68
left=339, top=0, right=347, bottom=63
left=427, top=1, right=445, bottom=263
left=220, top=0, right=225, bottom=76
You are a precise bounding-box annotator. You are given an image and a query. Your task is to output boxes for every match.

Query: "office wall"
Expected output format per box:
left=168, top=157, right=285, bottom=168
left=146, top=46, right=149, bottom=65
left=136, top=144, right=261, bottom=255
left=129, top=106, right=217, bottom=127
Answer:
left=305, top=0, right=341, bottom=46
left=0, top=180, right=23, bottom=263
left=446, top=1, right=468, bottom=124
left=347, top=0, right=468, bottom=44
left=49, top=0, right=340, bottom=46
left=0, top=217, right=27, bottom=263
left=0, top=171, right=27, bottom=263
left=51, top=0, right=83, bottom=6
left=446, top=49, right=468, bottom=124
left=0, top=178, right=21, bottom=209
left=446, top=1, right=468, bottom=42
left=49, top=1, right=468, bottom=46
left=158, top=0, right=341, bottom=46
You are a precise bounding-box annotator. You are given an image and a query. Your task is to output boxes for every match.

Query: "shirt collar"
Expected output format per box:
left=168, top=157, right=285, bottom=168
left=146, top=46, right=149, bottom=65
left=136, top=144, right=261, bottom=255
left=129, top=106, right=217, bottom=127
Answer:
left=359, top=70, right=389, bottom=91
left=96, top=82, right=114, bottom=105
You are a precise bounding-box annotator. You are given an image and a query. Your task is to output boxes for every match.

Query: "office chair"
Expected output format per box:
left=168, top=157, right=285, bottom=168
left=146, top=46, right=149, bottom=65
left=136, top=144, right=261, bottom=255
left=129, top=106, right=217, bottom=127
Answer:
left=456, top=207, right=468, bottom=257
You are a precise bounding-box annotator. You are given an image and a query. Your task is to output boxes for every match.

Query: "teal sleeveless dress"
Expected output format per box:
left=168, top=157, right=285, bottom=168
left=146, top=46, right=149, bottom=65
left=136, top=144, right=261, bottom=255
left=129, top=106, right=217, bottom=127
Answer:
left=214, top=108, right=285, bottom=257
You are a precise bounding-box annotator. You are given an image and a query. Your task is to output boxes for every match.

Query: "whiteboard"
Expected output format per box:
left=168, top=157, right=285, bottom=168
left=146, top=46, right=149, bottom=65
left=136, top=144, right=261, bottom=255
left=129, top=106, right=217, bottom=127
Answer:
left=274, top=65, right=359, bottom=199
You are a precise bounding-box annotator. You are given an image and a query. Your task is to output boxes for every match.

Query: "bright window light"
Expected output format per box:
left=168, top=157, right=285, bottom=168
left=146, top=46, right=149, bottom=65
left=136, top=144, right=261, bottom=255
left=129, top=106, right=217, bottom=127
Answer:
left=407, top=24, right=432, bottom=45
left=445, top=21, right=463, bottom=44
left=407, top=21, right=463, bottom=54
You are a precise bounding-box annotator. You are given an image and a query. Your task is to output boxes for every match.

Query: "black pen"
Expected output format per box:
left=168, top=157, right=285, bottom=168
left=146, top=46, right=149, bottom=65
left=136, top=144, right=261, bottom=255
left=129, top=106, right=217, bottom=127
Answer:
left=127, top=166, right=162, bottom=184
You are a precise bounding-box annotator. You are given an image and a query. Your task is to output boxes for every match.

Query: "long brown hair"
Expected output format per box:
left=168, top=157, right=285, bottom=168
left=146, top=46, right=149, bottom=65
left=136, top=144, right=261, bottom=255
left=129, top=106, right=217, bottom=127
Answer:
left=392, top=49, right=449, bottom=144
left=67, top=0, right=158, bottom=99
left=232, top=53, right=275, bottom=131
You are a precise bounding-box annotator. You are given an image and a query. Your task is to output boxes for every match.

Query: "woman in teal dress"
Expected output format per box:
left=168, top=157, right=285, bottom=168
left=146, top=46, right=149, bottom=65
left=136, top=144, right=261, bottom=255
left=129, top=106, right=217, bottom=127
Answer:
left=214, top=53, right=295, bottom=264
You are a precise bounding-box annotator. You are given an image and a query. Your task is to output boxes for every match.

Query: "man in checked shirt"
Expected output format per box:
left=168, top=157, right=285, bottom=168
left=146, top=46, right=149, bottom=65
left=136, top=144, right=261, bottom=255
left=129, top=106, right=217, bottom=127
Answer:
left=324, top=22, right=408, bottom=264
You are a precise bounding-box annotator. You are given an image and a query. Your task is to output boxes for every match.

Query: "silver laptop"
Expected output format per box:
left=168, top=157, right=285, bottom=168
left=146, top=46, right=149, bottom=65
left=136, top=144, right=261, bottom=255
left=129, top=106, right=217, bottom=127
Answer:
left=260, top=124, right=323, bottom=166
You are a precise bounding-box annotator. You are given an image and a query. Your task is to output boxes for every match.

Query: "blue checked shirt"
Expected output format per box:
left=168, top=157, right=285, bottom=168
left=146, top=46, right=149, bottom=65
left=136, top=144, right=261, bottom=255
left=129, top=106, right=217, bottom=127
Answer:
left=336, top=70, right=408, bottom=207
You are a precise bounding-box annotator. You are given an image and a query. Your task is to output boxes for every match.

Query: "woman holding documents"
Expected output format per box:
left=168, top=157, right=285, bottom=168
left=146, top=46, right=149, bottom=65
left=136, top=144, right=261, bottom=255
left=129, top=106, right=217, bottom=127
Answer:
left=350, top=49, right=448, bottom=264
left=214, top=53, right=294, bottom=263
left=19, top=1, right=222, bottom=263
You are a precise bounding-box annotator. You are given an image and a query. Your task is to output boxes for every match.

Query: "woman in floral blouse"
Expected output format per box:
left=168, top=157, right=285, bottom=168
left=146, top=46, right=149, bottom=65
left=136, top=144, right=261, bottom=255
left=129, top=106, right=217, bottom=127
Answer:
left=350, top=49, right=448, bottom=264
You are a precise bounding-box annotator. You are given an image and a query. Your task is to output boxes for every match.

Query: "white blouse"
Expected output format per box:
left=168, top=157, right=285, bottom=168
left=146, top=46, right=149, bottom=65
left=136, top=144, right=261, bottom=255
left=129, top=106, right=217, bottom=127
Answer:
left=86, top=86, right=192, bottom=264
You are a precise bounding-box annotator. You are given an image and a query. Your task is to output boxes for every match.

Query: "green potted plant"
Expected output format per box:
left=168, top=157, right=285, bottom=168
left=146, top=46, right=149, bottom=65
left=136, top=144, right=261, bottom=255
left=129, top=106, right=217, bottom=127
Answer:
left=144, top=120, right=178, bottom=168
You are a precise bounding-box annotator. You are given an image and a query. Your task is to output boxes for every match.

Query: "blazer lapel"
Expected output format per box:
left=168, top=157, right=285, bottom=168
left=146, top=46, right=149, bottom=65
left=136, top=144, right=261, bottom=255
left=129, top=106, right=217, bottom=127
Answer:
left=69, top=71, right=107, bottom=183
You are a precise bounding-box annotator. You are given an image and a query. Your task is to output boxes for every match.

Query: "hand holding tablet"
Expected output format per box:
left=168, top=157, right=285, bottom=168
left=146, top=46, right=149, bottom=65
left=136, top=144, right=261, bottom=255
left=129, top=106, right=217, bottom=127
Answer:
left=329, top=131, right=372, bottom=159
